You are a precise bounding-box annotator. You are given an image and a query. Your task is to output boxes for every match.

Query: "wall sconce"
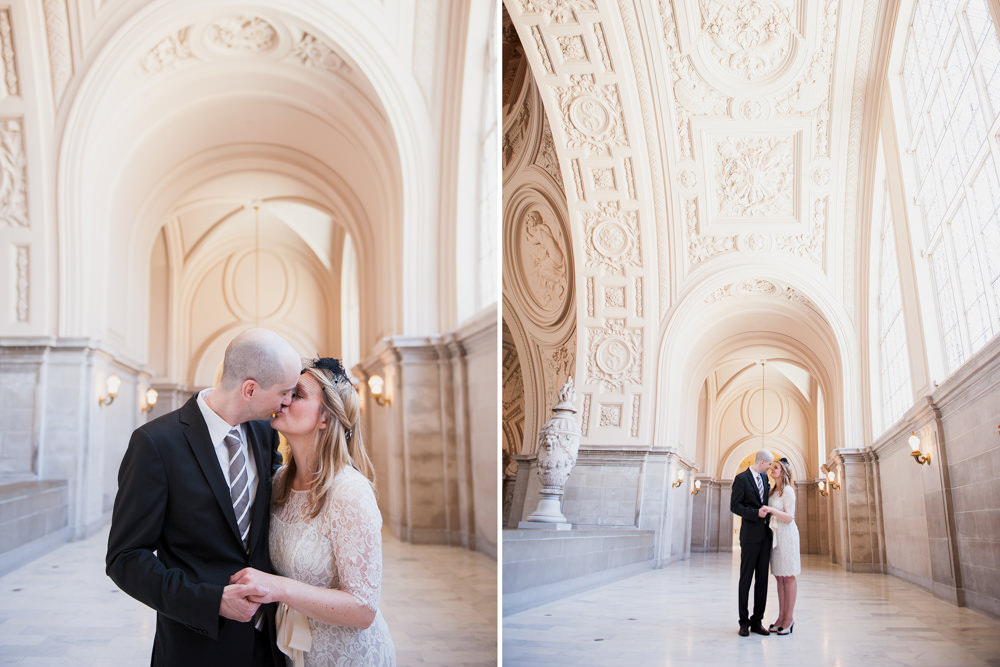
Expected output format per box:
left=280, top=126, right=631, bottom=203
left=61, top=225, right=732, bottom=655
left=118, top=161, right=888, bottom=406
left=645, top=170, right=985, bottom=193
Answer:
left=367, top=374, right=391, bottom=406
left=818, top=471, right=839, bottom=496
left=141, top=388, right=159, bottom=413
left=98, top=374, right=121, bottom=406
left=909, top=431, right=930, bottom=465
left=672, top=470, right=684, bottom=488
left=691, top=479, right=701, bottom=495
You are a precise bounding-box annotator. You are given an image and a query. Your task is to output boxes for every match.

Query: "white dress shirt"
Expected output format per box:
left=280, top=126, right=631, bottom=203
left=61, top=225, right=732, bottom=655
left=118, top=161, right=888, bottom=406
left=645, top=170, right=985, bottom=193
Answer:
left=196, top=389, right=258, bottom=507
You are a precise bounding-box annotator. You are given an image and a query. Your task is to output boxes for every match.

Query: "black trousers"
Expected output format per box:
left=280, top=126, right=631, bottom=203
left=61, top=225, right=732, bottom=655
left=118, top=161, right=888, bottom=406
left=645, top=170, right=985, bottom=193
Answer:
left=738, top=532, right=772, bottom=626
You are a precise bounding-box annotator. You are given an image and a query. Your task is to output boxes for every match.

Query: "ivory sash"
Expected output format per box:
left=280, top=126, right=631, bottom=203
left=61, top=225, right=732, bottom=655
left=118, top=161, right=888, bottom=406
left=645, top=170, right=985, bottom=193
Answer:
left=276, top=602, right=312, bottom=667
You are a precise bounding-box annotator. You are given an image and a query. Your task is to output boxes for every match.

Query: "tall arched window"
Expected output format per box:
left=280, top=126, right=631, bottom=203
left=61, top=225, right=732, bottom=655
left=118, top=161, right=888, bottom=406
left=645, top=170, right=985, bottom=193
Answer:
left=872, top=138, right=911, bottom=435
left=897, top=0, right=1000, bottom=374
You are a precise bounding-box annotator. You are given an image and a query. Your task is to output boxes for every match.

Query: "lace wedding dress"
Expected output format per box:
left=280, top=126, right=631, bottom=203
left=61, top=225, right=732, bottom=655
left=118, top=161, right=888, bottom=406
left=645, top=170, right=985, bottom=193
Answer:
left=769, top=486, right=801, bottom=576
left=270, top=466, right=396, bottom=666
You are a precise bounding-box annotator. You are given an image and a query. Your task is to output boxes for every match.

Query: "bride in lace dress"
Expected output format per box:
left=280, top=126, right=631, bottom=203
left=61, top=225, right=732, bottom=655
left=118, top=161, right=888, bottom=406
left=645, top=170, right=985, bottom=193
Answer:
left=763, top=457, right=799, bottom=635
left=232, top=358, right=395, bottom=666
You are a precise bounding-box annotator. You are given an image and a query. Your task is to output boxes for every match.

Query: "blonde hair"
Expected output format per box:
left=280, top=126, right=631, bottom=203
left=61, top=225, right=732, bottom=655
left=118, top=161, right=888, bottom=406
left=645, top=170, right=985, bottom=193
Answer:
left=272, top=363, right=376, bottom=518
left=773, top=458, right=794, bottom=496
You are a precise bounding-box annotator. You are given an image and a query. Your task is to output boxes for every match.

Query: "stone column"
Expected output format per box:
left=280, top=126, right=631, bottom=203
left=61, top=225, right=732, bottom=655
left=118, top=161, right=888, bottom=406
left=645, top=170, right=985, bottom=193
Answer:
left=829, top=448, right=884, bottom=573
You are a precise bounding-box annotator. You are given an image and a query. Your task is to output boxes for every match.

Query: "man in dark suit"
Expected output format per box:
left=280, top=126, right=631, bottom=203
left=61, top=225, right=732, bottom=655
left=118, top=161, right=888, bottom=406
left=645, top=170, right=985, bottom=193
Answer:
left=730, top=449, right=775, bottom=637
left=107, top=328, right=301, bottom=666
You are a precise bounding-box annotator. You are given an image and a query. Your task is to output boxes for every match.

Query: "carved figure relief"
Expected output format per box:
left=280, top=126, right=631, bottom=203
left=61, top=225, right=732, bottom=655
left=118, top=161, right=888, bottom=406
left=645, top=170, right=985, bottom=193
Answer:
left=207, top=16, right=278, bottom=53
left=0, top=119, right=28, bottom=227
left=519, top=209, right=570, bottom=317
left=0, top=10, right=18, bottom=98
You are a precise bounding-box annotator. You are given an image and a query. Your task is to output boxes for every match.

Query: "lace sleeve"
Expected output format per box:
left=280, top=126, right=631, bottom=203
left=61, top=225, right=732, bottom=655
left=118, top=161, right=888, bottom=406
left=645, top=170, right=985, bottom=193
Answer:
left=784, top=486, right=796, bottom=521
left=326, top=470, right=383, bottom=612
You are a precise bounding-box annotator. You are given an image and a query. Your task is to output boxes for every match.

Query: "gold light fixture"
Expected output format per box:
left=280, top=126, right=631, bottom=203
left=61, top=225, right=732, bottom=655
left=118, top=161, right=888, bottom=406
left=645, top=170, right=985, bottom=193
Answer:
left=818, top=477, right=829, bottom=496
left=691, top=479, right=702, bottom=496
left=909, top=431, right=930, bottom=465
left=98, top=374, right=121, bottom=406
left=141, top=387, right=159, bottom=413
left=368, top=374, right=390, bottom=406
left=672, top=469, right=684, bottom=488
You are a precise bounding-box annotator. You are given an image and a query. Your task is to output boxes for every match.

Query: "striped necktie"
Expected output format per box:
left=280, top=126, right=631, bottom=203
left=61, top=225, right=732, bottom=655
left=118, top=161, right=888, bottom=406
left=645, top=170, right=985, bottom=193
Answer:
left=754, top=472, right=764, bottom=503
left=224, top=428, right=251, bottom=550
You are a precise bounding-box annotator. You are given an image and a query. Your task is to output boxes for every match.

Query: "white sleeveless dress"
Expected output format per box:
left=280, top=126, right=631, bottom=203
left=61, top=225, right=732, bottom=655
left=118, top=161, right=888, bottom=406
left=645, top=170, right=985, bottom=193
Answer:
left=770, top=486, right=801, bottom=576
left=270, top=466, right=396, bottom=666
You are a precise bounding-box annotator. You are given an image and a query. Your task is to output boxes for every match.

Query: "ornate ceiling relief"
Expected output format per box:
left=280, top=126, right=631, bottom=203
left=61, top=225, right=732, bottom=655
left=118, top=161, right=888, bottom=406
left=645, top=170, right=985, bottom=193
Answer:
left=584, top=202, right=640, bottom=275
left=657, top=0, right=839, bottom=270
left=533, top=116, right=564, bottom=193
left=519, top=0, right=599, bottom=25
left=502, top=324, right=526, bottom=478
left=556, top=75, right=629, bottom=155
left=599, top=402, right=622, bottom=427
left=503, top=95, right=531, bottom=170
left=586, top=318, right=642, bottom=393
left=0, top=9, right=18, bottom=98
left=0, top=119, right=28, bottom=228
left=703, top=278, right=818, bottom=311
left=292, top=32, right=351, bottom=75
left=43, top=0, right=73, bottom=105
left=207, top=16, right=278, bottom=53
left=515, top=208, right=572, bottom=324
left=140, top=28, right=194, bottom=74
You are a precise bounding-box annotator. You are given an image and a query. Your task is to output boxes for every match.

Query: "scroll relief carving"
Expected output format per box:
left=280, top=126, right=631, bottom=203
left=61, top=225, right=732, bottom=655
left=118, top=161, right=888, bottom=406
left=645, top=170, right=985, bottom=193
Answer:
left=518, top=209, right=571, bottom=319
left=140, top=28, right=194, bottom=74
left=0, top=9, right=18, bottom=98
left=699, top=0, right=800, bottom=83
left=584, top=203, right=641, bottom=275
left=518, top=0, right=598, bottom=25
left=556, top=75, right=628, bottom=155
left=704, top=279, right=817, bottom=310
left=207, top=16, right=278, bottom=52
left=0, top=119, right=28, bottom=227
left=586, top=318, right=642, bottom=392
left=714, top=135, right=795, bottom=218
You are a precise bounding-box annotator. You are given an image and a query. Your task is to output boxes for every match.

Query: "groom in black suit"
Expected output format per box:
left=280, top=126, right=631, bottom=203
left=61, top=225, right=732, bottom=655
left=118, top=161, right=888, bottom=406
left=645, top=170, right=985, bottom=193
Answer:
left=107, top=328, right=301, bottom=666
left=730, top=449, right=774, bottom=636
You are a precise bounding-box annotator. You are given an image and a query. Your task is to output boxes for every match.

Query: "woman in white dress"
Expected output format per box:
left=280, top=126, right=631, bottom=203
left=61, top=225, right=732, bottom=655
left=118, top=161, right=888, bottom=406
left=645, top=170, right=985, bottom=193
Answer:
left=762, top=457, right=800, bottom=635
left=232, top=358, right=395, bottom=666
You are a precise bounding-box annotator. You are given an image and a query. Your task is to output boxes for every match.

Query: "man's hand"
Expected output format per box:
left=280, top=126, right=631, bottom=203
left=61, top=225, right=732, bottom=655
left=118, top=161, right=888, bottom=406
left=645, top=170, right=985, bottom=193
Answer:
left=219, top=583, right=266, bottom=622
left=230, top=567, right=284, bottom=605
left=758, top=506, right=769, bottom=518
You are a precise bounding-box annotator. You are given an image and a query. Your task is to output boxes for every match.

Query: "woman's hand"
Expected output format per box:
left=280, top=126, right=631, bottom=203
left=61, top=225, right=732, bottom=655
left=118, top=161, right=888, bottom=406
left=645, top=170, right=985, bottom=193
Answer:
left=758, top=505, right=770, bottom=518
left=230, top=567, right=285, bottom=605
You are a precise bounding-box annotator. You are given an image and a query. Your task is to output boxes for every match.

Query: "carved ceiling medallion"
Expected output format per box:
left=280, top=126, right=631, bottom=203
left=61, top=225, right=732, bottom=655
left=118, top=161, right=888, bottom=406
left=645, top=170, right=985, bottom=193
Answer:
left=586, top=319, right=642, bottom=392
left=207, top=16, right=278, bottom=53
left=699, top=0, right=800, bottom=83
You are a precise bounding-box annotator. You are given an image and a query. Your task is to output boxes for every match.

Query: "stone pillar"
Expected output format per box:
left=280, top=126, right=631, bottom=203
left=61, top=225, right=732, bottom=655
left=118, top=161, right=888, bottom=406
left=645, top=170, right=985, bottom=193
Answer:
left=519, top=377, right=581, bottom=530
left=829, top=448, right=884, bottom=573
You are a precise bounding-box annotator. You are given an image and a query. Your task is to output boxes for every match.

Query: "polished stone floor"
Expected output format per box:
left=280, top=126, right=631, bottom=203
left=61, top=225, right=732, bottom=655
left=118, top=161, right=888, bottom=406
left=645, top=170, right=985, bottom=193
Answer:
left=0, top=524, right=496, bottom=666
left=503, top=552, right=1000, bottom=666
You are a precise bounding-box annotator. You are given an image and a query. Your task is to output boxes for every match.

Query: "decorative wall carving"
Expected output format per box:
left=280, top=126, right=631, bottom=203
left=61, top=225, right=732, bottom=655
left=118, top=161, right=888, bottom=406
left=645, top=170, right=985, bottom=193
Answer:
left=292, top=32, right=351, bottom=75
left=630, top=394, right=640, bottom=437
left=502, top=325, right=526, bottom=477
left=519, top=0, right=598, bottom=25
left=584, top=202, right=640, bottom=275
left=0, top=10, right=18, bottom=98
left=571, top=159, right=584, bottom=198
left=14, top=244, right=28, bottom=322
left=703, top=278, right=817, bottom=311
left=586, top=276, right=594, bottom=317
left=593, top=22, right=612, bottom=71
left=698, top=0, right=800, bottom=84
left=530, top=26, right=554, bottom=74
left=0, top=119, right=28, bottom=227
left=581, top=393, right=592, bottom=436
left=140, top=28, right=194, bottom=74
left=599, top=403, right=622, bottom=427
left=557, top=34, right=588, bottom=63
left=592, top=166, right=615, bottom=190
left=207, top=16, right=278, bottom=53
left=774, top=197, right=825, bottom=263
left=635, top=276, right=643, bottom=318
left=503, top=96, right=531, bottom=170
left=604, top=285, right=625, bottom=309
left=686, top=198, right=735, bottom=263
left=556, top=75, right=628, bottom=155
left=624, top=157, right=636, bottom=198
left=43, top=0, right=73, bottom=105
left=533, top=115, right=564, bottom=192
left=714, top=135, right=794, bottom=218
left=516, top=208, right=571, bottom=323
left=586, top=318, right=642, bottom=392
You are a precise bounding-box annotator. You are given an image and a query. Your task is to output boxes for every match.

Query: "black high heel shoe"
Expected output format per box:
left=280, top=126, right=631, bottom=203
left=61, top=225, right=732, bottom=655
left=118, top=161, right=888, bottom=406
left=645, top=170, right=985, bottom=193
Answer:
left=768, top=624, right=778, bottom=632
left=776, top=622, right=794, bottom=635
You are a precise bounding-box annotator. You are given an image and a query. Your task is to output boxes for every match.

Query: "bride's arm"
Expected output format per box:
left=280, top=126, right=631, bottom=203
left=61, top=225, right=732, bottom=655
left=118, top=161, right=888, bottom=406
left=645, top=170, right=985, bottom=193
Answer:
left=764, top=489, right=796, bottom=523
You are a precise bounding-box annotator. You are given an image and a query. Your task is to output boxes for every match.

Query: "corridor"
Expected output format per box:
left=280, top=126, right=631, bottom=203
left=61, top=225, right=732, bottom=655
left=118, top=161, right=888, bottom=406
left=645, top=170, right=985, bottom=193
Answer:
left=0, top=525, right=496, bottom=666
left=503, top=552, right=1000, bottom=666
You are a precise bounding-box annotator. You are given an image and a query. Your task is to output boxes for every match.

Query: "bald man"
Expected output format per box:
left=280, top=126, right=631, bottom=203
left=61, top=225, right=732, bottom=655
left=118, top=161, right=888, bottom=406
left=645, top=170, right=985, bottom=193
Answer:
left=731, top=449, right=775, bottom=637
left=107, top=328, right=301, bottom=666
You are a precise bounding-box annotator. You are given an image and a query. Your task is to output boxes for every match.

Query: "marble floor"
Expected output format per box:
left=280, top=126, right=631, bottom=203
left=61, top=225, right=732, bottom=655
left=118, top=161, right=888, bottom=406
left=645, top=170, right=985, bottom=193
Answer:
left=0, top=524, right=497, bottom=666
left=503, top=552, right=1000, bottom=666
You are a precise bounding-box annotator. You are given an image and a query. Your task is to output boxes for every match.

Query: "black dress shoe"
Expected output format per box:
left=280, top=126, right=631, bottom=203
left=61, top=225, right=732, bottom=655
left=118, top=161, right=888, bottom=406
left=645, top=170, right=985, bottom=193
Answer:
left=749, top=624, right=770, bottom=636
left=738, top=626, right=750, bottom=637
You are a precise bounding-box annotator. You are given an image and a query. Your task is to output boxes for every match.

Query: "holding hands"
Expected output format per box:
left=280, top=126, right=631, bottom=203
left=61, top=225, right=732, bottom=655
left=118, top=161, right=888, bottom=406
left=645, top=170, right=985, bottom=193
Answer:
left=230, top=567, right=286, bottom=605
left=219, top=582, right=267, bottom=622
left=758, top=506, right=770, bottom=518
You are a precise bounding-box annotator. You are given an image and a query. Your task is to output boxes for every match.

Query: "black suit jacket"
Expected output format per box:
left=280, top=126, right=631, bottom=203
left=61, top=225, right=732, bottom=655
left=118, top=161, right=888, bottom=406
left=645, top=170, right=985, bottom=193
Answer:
left=106, top=395, right=283, bottom=666
left=730, top=467, right=772, bottom=544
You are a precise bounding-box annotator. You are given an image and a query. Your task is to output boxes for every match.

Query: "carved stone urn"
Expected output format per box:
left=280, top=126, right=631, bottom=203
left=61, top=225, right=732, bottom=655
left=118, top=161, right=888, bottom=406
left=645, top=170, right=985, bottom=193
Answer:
left=521, top=376, right=581, bottom=528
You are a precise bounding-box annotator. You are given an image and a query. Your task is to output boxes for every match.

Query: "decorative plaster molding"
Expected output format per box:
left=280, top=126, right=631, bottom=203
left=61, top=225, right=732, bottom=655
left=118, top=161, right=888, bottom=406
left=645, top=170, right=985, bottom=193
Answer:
left=206, top=16, right=278, bottom=53
left=599, top=402, right=622, bottom=427
left=0, top=118, right=28, bottom=227
left=533, top=116, right=564, bottom=191
left=0, top=10, right=18, bottom=98
left=714, top=135, right=794, bottom=217
left=515, top=207, right=572, bottom=325
left=583, top=202, right=641, bottom=275
left=624, top=157, right=636, bottom=198
left=703, top=278, right=817, bottom=311
left=630, top=394, right=640, bottom=437
left=581, top=393, right=592, bottom=436
left=557, top=34, right=589, bottom=63
left=698, top=0, right=800, bottom=84
left=594, top=21, right=613, bottom=71
left=503, top=95, right=531, bottom=170
left=585, top=276, right=595, bottom=317
left=140, top=28, right=194, bottom=74
left=502, top=332, right=526, bottom=476
left=686, top=197, right=735, bottom=264
left=571, top=159, right=584, bottom=198
left=586, top=318, right=642, bottom=392
left=14, top=244, right=28, bottom=322
left=604, top=285, right=625, bottom=309
left=592, top=166, right=615, bottom=190
left=530, top=26, right=554, bottom=74
left=518, top=0, right=599, bottom=25
left=555, top=75, right=628, bottom=155
left=292, top=31, right=351, bottom=75
left=635, top=276, right=643, bottom=318
left=43, top=0, right=73, bottom=105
